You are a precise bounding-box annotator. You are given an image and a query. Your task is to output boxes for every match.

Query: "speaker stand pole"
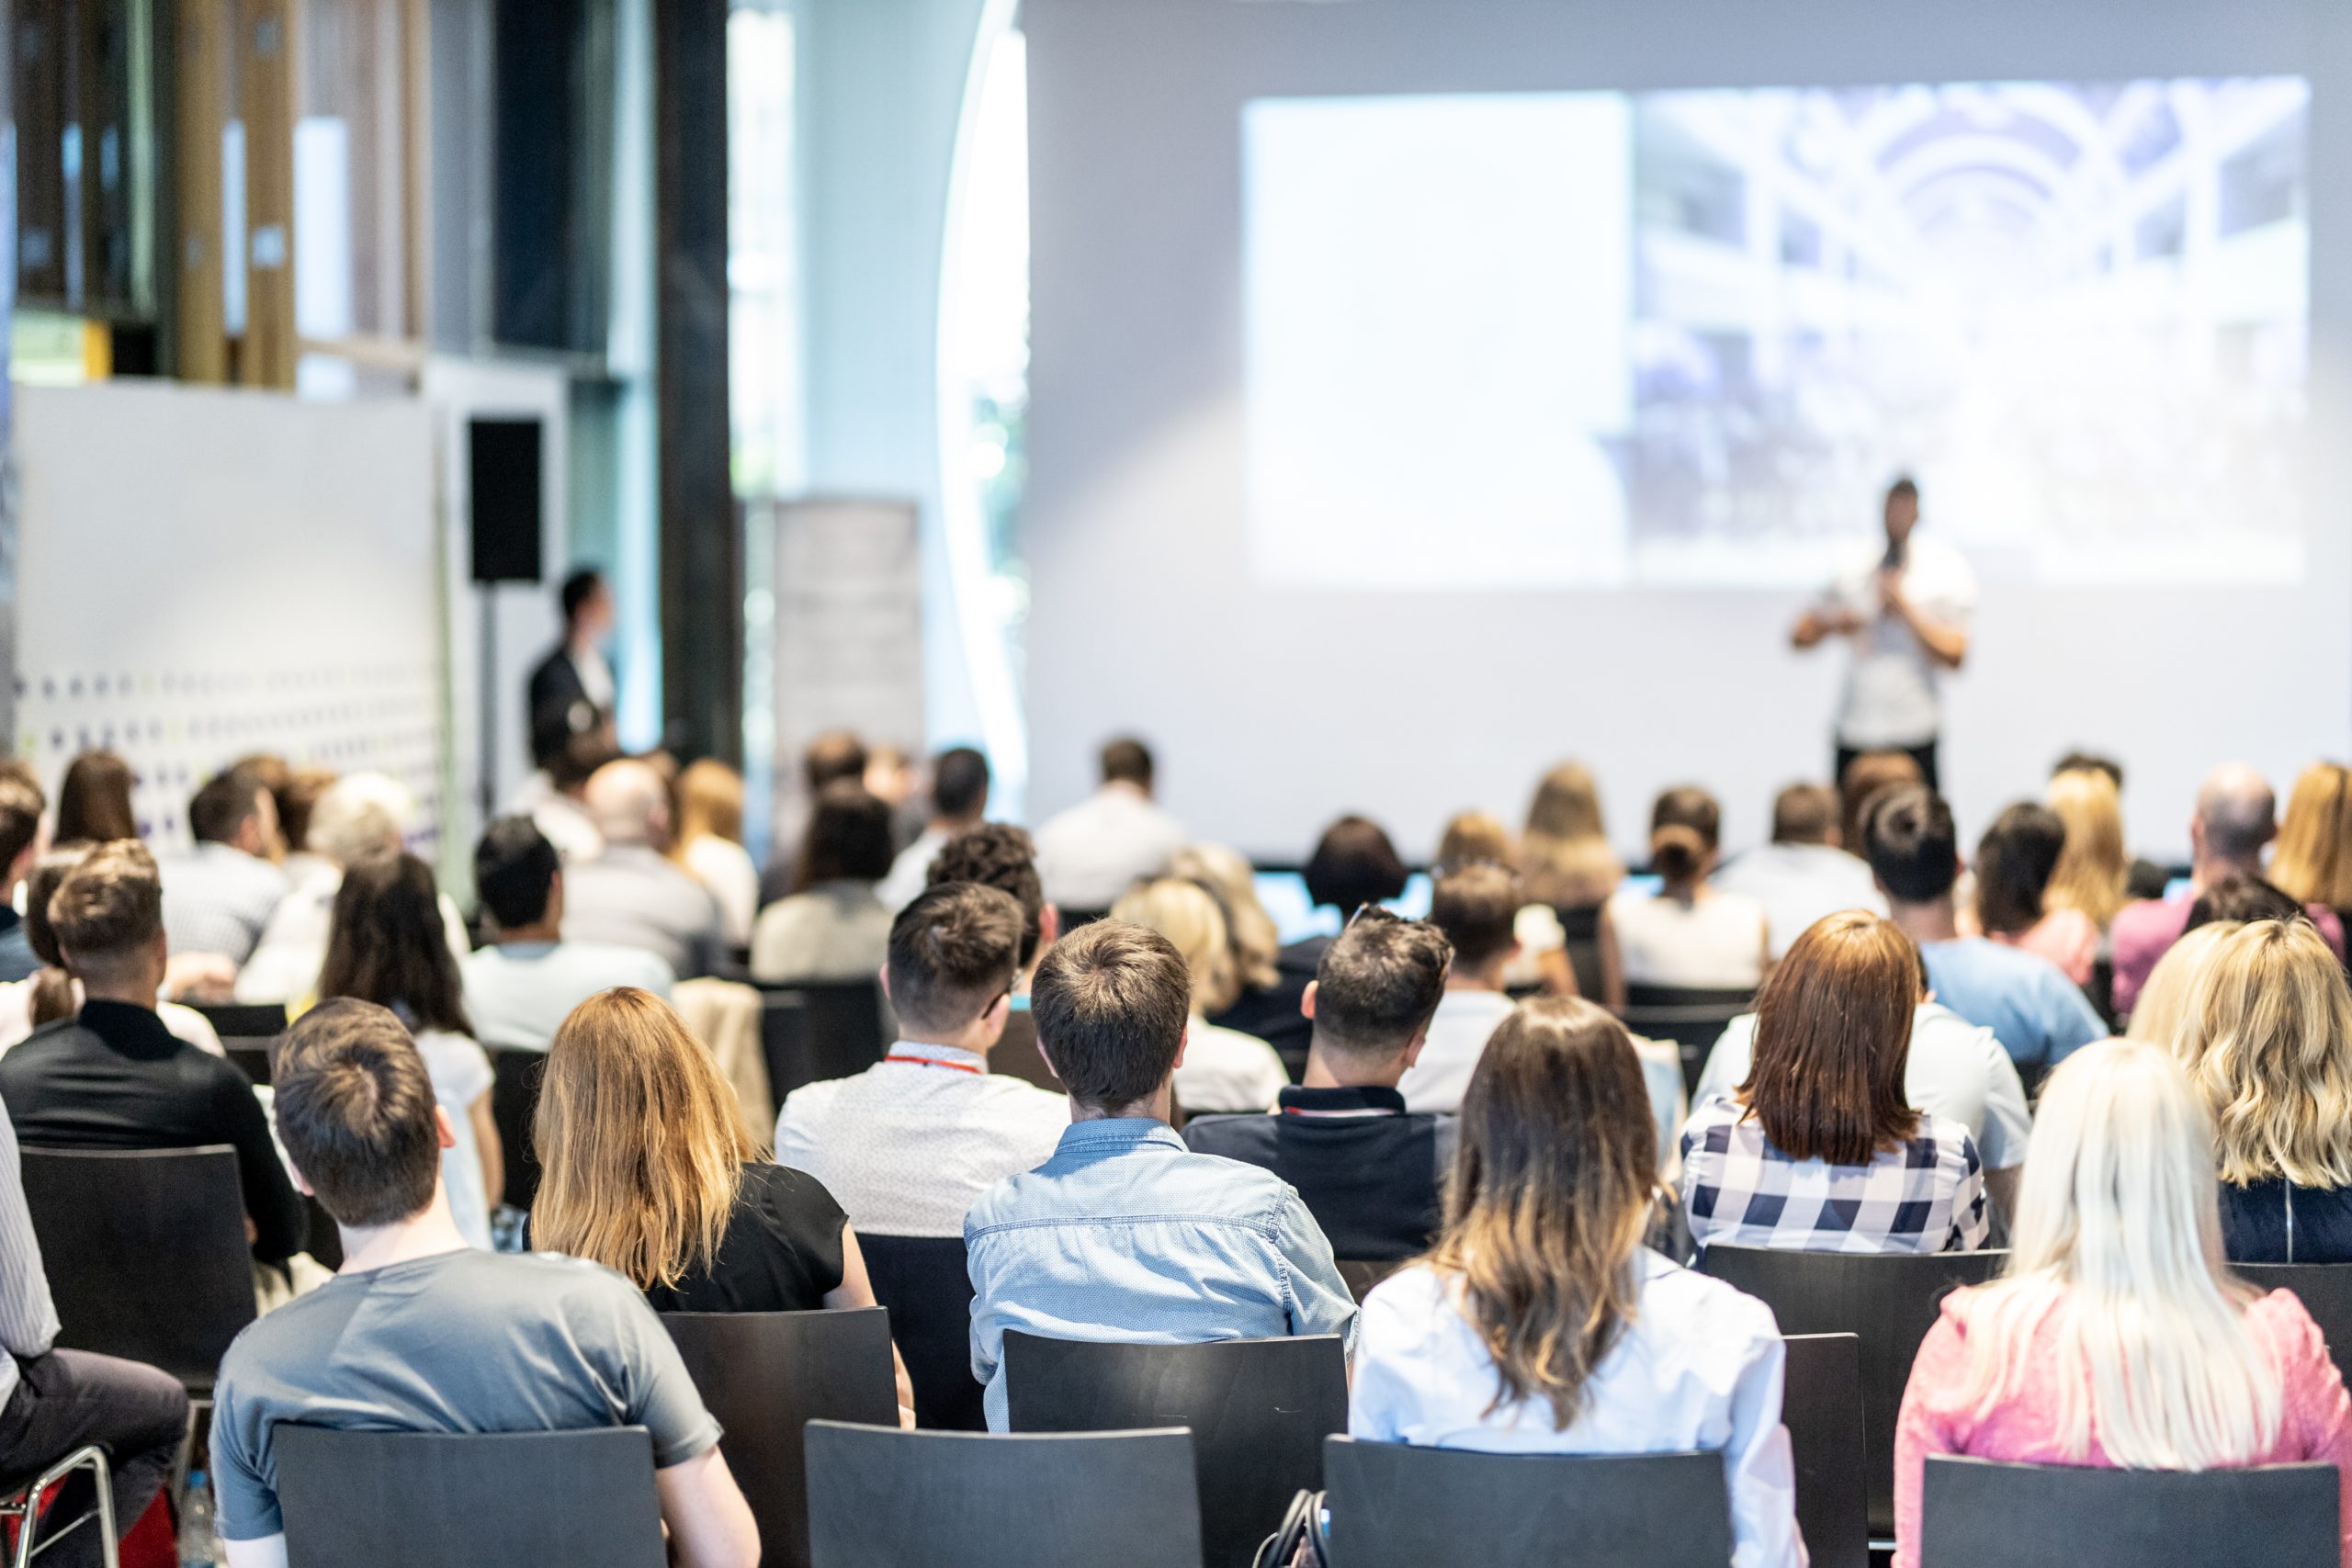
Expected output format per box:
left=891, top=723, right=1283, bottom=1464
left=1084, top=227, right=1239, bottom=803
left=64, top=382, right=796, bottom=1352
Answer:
left=479, top=587, right=499, bottom=823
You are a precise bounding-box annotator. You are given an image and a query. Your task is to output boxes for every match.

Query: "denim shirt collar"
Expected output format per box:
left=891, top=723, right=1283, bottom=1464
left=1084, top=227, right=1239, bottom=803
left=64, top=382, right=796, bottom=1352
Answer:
left=1054, top=1117, right=1185, bottom=1156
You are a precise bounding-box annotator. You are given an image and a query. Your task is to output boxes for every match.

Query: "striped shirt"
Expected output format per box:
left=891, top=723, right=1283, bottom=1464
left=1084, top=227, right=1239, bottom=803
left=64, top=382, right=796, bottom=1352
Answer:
left=0, top=1107, right=62, bottom=1409
left=1679, top=1095, right=1990, bottom=1256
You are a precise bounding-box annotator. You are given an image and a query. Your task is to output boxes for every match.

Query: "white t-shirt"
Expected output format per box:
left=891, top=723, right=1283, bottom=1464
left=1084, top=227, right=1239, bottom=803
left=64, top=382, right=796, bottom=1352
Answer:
left=1172, top=1017, right=1288, bottom=1114
left=1711, top=844, right=1887, bottom=963
left=459, top=941, right=678, bottom=1052
left=1396, top=989, right=1519, bottom=1113
left=682, top=835, right=760, bottom=948
left=1032, top=784, right=1186, bottom=911
left=1609, top=887, right=1770, bottom=990
left=1825, top=534, right=1977, bottom=749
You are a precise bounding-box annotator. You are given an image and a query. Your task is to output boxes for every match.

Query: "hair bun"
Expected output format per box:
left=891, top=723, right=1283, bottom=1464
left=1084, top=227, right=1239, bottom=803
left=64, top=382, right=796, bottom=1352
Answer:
left=1650, top=824, right=1707, bottom=884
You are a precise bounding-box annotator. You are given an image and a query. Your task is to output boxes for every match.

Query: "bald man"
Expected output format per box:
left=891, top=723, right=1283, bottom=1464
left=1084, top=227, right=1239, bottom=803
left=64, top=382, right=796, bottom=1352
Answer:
left=2110, top=762, right=2345, bottom=1015
left=558, top=760, right=725, bottom=978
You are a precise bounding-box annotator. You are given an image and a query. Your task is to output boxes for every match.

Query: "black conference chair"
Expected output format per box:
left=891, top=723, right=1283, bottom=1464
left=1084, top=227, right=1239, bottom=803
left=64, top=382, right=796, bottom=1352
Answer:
left=18, top=1145, right=254, bottom=1393
left=2235, top=1262, right=2352, bottom=1391
left=1920, top=1455, right=2339, bottom=1568
left=857, top=1234, right=985, bottom=1431
left=1335, top=1258, right=1407, bottom=1303
left=1698, top=1245, right=2007, bottom=1540
left=489, top=1048, right=547, bottom=1211
left=1621, top=983, right=1754, bottom=1093
left=1781, top=1334, right=1869, bottom=1568
left=662, top=1309, right=900, bottom=1568
left=1004, top=1332, right=1348, bottom=1568
left=804, top=1421, right=1203, bottom=1568
left=275, top=1425, right=668, bottom=1568
left=190, top=1001, right=288, bottom=1088
left=1554, top=902, right=1607, bottom=1002
left=757, top=980, right=895, bottom=1099
left=1322, top=1436, right=1732, bottom=1567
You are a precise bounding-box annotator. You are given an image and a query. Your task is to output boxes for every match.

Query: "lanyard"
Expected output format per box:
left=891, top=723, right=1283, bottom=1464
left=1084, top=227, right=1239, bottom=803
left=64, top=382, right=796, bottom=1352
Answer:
left=886, top=1054, right=983, bottom=1076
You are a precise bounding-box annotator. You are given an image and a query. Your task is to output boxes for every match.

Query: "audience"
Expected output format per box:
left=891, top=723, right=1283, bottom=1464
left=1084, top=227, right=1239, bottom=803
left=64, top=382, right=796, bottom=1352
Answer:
left=1518, top=760, right=1623, bottom=909
left=2051, top=750, right=2173, bottom=901
left=0, top=1099, right=189, bottom=1568
left=461, top=818, right=674, bottom=1053
left=1396, top=863, right=1521, bottom=1112
left=208, top=998, right=760, bottom=1568
left=159, top=765, right=289, bottom=965
left=52, top=750, right=137, bottom=844
left=672, top=759, right=760, bottom=948
left=924, top=823, right=1060, bottom=1069
left=877, top=746, right=992, bottom=911
left=0, top=841, right=307, bottom=1263
left=0, top=776, right=45, bottom=982
left=1351, top=996, right=1803, bottom=1568
left=1681, top=910, right=1991, bottom=1255
left=317, top=852, right=502, bottom=1250
left=1436, top=810, right=1579, bottom=998
left=228, top=752, right=297, bottom=861
left=2187, top=870, right=2305, bottom=931
left=776, top=883, right=1067, bottom=1238
left=1973, top=801, right=2098, bottom=987
left=2170, top=919, right=2352, bottom=1264
left=1610, top=785, right=1770, bottom=989
left=524, top=722, right=614, bottom=863
left=0, top=843, right=227, bottom=1055
left=1033, top=737, right=1186, bottom=914
left=965, top=920, right=1355, bottom=1430
left=1838, top=748, right=1925, bottom=863
left=1864, top=786, right=2104, bottom=1079
left=1713, top=781, right=1887, bottom=963
left=1109, top=877, right=1289, bottom=1112
left=1273, top=815, right=1412, bottom=1051
left=1185, top=908, right=1454, bottom=1260
left=2043, top=764, right=2132, bottom=932
left=2111, top=761, right=2345, bottom=1016
left=1891, top=1040, right=2352, bottom=1568
left=2270, top=761, right=2352, bottom=928
left=1170, top=842, right=1304, bottom=1054
left=751, top=778, right=898, bottom=983
left=760, top=728, right=870, bottom=903
left=268, top=765, right=337, bottom=877
left=564, top=758, right=725, bottom=981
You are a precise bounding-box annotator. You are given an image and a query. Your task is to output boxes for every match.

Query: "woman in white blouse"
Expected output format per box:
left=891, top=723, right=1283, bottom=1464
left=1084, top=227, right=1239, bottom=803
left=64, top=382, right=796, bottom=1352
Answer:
left=1351, top=997, right=1804, bottom=1568
left=1609, top=785, right=1770, bottom=989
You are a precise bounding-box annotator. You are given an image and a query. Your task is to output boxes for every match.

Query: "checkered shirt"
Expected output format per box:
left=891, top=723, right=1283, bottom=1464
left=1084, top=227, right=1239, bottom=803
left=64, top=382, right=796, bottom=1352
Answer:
left=1679, top=1094, right=1990, bottom=1255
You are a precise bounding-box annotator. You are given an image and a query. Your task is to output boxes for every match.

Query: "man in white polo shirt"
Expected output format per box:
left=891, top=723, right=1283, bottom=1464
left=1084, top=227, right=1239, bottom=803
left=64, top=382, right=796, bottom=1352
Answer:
left=1790, top=476, right=1975, bottom=793
left=460, top=818, right=675, bottom=1052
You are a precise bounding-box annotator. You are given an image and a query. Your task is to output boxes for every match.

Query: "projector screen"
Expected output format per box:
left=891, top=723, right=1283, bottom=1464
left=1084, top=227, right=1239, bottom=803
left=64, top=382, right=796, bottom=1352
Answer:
left=1023, top=0, right=2352, bottom=864
left=1246, top=79, right=2311, bottom=591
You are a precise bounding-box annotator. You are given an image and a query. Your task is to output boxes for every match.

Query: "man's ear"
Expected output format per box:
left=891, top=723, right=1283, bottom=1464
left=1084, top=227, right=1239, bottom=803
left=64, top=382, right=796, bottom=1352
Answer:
left=877, top=964, right=893, bottom=1006
left=434, top=1104, right=458, bottom=1152
left=1299, top=980, right=1317, bottom=1021
left=1398, top=1021, right=1431, bottom=1072
left=1038, top=904, right=1062, bottom=953
left=1035, top=1039, right=1063, bottom=1086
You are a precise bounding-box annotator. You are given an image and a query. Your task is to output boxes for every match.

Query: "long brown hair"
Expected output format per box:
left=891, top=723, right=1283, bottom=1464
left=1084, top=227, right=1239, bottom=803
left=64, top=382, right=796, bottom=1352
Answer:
left=317, top=852, right=472, bottom=1035
left=531, top=987, right=756, bottom=1290
left=1521, top=761, right=1622, bottom=908
left=1740, top=910, right=1921, bottom=1164
left=1426, top=997, right=1657, bottom=1429
left=55, top=750, right=137, bottom=844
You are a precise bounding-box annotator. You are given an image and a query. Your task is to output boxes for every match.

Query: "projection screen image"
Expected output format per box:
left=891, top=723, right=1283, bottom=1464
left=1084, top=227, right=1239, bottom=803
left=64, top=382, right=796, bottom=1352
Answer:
left=1244, top=77, right=2311, bottom=591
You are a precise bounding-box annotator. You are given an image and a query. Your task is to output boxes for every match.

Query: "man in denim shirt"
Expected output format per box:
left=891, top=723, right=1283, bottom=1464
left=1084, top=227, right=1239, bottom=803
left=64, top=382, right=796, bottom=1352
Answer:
left=966, top=920, right=1357, bottom=1429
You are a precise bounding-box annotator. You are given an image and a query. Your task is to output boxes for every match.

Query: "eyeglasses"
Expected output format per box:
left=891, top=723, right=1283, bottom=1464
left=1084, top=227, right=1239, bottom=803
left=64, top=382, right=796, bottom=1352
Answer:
left=1344, top=902, right=1402, bottom=931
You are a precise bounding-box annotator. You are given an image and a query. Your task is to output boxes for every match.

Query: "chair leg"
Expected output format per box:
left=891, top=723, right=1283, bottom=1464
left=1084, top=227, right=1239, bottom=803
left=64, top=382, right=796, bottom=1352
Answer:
left=10, top=1446, right=118, bottom=1568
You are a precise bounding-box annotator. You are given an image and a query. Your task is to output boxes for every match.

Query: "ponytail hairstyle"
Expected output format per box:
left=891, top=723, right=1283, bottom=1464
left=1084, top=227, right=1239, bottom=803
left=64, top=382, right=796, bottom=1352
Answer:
left=1647, top=785, right=1721, bottom=891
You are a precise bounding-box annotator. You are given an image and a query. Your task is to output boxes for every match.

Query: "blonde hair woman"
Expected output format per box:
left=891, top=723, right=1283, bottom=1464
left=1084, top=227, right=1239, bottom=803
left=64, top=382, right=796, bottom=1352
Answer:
left=673, top=759, right=759, bottom=948
left=1892, top=1040, right=2352, bottom=1567
left=2044, top=767, right=2130, bottom=931
left=1351, top=998, right=1804, bottom=1568
left=1520, top=762, right=1623, bottom=908
left=2122, top=920, right=2237, bottom=1051
left=1110, top=878, right=1289, bottom=1112
left=2272, top=762, right=2352, bottom=917
left=2171, top=919, right=2352, bottom=1262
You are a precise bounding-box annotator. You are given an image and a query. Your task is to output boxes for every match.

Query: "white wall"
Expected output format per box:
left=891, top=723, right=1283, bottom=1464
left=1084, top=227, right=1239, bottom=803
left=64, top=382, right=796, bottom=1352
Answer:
left=14, top=383, right=443, bottom=852
left=1023, top=0, right=2352, bottom=863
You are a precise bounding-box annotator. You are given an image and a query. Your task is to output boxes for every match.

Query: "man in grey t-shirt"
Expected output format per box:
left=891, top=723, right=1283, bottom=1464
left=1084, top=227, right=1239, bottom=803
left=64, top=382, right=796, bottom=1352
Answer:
left=209, top=1000, right=757, bottom=1568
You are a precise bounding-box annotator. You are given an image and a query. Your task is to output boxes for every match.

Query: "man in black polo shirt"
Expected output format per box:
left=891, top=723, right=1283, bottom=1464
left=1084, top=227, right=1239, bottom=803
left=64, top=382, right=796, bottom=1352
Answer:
left=1183, top=909, right=1454, bottom=1261
left=0, top=840, right=307, bottom=1264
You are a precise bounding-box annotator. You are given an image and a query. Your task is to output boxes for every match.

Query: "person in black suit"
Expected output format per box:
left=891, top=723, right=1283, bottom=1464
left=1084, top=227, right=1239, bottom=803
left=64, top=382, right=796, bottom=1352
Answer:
left=527, top=568, right=617, bottom=746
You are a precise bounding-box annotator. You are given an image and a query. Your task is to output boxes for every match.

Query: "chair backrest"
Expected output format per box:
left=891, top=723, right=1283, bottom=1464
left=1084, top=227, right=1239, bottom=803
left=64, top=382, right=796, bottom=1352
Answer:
left=1321, top=1436, right=1733, bottom=1567
left=1697, top=1244, right=2007, bottom=1535
left=1780, top=1334, right=1869, bottom=1568
left=276, top=1425, right=669, bottom=1568
left=18, top=1145, right=255, bottom=1390
left=662, top=1309, right=900, bottom=1568
left=489, top=1048, right=547, bottom=1211
left=190, top=1001, right=289, bottom=1087
left=856, top=1234, right=985, bottom=1431
left=988, top=1008, right=1060, bottom=1091
left=1921, top=1455, right=2340, bottom=1568
left=1551, top=903, right=1606, bottom=1000
left=1003, top=1331, right=1348, bottom=1568
left=757, top=981, right=896, bottom=1099
left=804, top=1421, right=1203, bottom=1568
left=1621, top=983, right=1756, bottom=1092
left=2235, top=1263, right=2352, bottom=1391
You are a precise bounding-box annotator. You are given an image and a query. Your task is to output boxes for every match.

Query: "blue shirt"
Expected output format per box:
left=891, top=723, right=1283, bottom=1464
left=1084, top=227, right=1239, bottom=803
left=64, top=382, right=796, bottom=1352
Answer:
left=965, top=1118, right=1358, bottom=1430
left=1920, top=938, right=2106, bottom=1079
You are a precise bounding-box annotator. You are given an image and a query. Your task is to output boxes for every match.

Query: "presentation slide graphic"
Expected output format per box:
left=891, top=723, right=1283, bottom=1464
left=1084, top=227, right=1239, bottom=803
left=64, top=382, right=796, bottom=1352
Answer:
left=1244, top=78, right=2310, bottom=591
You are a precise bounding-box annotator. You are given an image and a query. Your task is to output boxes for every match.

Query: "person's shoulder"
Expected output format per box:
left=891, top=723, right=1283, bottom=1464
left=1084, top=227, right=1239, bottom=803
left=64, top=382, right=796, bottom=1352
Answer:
left=1169, top=1142, right=1306, bottom=1219
left=1359, top=1259, right=1449, bottom=1323
left=2245, top=1285, right=2335, bottom=1370
left=1180, top=1110, right=1277, bottom=1157
left=1916, top=1111, right=1983, bottom=1167
left=740, top=1159, right=844, bottom=1223
left=975, top=1073, right=1073, bottom=1118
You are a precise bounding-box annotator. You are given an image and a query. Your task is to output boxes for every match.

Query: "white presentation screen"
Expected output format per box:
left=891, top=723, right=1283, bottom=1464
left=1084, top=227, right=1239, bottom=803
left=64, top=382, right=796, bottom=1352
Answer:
left=1246, top=78, right=2311, bottom=592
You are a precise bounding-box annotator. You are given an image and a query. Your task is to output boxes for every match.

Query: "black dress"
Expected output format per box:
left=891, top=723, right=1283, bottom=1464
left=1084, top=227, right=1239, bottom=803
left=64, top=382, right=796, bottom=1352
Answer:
left=644, top=1162, right=850, bottom=1314
left=2219, top=1177, right=2352, bottom=1265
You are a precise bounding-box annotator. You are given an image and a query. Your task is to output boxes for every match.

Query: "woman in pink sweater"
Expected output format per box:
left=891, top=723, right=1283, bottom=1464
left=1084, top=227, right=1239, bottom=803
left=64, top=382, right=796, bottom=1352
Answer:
left=1893, top=1039, right=2352, bottom=1567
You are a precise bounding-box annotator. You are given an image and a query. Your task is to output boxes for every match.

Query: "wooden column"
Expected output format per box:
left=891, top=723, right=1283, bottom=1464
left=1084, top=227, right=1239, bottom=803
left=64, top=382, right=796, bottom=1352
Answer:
left=172, top=0, right=227, bottom=379
left=653, top=0, right=740, bottom=763
left=235, top=0, right=297, bottom=387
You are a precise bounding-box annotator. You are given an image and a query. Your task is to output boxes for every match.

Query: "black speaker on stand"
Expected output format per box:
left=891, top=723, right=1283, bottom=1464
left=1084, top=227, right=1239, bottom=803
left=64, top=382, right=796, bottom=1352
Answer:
left=468, top=418, right=547, bottom=821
